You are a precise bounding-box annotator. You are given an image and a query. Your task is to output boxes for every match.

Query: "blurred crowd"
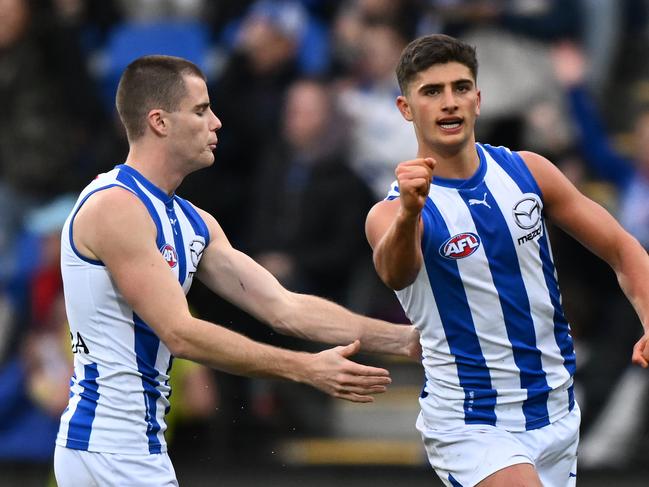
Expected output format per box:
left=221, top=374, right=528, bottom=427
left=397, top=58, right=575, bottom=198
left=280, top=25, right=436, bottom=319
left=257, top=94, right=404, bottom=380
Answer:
left=1, top=0, right=649, bottom=482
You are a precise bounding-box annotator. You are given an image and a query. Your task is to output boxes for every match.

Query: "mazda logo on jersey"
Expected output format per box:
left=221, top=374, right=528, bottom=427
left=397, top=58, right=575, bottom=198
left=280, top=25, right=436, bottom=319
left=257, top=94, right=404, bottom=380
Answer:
left=160, top=243, right=178, bottom=268
left=512, top=195, right=542, bottom=230
left=439, top=232, right=481, bottom=259
left=189, top=238, right=205, bottom=269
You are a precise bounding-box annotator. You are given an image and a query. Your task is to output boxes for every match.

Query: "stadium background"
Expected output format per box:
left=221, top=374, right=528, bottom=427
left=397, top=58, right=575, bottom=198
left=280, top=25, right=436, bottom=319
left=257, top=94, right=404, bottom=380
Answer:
left=1, top=0, right=649, bottom=485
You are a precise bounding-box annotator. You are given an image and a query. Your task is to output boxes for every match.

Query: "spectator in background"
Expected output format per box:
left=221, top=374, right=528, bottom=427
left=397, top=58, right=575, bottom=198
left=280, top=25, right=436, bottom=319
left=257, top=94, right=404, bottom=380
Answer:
left=0, top=195, right=74, bottom=486
left=215, top=77, right=377, bottom=444
left=0, top=0, right=78, bottom=280
left=248, top=78, right=374, bottom=304
left=552, top=41, right=649, bottom=469
left=336, top=21, right=418, bottom=200
left=182, top=0, right=307, bottom=246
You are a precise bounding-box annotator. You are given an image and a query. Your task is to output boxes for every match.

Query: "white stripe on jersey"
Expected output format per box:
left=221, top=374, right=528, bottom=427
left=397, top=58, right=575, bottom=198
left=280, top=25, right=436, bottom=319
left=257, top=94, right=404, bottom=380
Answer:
left=57, top=165, right=209, bottom=454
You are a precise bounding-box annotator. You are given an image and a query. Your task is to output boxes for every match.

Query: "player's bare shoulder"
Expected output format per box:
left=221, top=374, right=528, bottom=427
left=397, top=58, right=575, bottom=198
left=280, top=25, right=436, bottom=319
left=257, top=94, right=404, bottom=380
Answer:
left=365, top=199, right=401, bottom=249
left=73, top=185, right=154, bottom=260
left=517, top=150, right=576, bottom=209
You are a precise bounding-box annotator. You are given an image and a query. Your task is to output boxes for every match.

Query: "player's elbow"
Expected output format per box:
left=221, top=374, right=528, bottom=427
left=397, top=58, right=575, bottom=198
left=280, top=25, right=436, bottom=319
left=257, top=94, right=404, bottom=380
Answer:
left=268, top=292, right=302, bottom=337
left=381, top=272, right=416, bottom=291
left=374, top=257, right=418, bottom=291
left=157, top=319, right=194, bottom=359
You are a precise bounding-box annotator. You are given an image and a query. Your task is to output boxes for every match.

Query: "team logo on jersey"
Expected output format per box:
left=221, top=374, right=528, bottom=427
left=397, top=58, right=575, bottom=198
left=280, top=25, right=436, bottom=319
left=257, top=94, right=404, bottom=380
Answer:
left=512, top=195, right=542, bottom=230
left=160, top=243, right=178, bottom=268
left=439, top=232, right=481, bottom=259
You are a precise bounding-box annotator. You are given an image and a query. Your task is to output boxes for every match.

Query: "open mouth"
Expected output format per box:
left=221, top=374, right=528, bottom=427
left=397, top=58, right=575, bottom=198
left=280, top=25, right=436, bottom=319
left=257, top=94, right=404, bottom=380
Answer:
left=437, top=118, right=463, bottom=131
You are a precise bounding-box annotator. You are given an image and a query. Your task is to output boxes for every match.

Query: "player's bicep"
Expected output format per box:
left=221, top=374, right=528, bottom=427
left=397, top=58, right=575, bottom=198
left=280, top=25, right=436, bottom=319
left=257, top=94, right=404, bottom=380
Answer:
left=365, top=199, right=401, bottom=249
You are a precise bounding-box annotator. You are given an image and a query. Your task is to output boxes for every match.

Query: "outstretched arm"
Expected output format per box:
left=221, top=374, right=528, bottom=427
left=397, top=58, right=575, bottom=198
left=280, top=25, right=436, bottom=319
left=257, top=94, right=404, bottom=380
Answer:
left=521, top=151, right=649, bottom=367
left=72, top=187, right=391, bottom=402
left=366, top=157, right=435, bottom=290
left=195, top=209, right=420, bottom=360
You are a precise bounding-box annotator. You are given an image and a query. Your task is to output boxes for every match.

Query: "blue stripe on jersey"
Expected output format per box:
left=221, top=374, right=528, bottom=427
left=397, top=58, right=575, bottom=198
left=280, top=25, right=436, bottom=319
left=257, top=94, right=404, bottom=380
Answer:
left=69, top=184, right=127, bottom=265
left=165, top=203, right=187, bottom=286
left=134, top=313, right=164, bottom=454
left=421, top=199, right=497, bottom=425
left=491, top=146, right=576, bottom=407
left=482, top=145, right=543, bottom=198
left=65, top=363, right=100, bottom=450
left=568, top=383, right=575, bottom=411
left=461, top=188, right=551, bottom=429
left=175, top=196, right=210, bottom=245
left=116, top=169, right=166, bottom=250
left=117, top=164, right=174, bottom=204
left=448, top=474, right=464, bottom=487
left=538, top=221, right=576, bottom=409
left=164, top=357, right=174, bottom=416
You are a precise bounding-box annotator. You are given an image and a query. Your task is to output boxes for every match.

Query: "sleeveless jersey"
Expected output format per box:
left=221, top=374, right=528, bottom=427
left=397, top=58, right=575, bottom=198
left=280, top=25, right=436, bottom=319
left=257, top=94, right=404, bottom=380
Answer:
left=56, top=164, right=210, bottom=454
left=387, top=144, right=576, bottom=432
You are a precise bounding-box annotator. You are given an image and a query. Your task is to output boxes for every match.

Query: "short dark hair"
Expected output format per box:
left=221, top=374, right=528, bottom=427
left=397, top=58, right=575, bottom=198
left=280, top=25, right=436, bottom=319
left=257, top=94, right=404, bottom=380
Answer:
left=116, top=55, right=206, bottom=140
left=396, top=34, right=478, bottom=95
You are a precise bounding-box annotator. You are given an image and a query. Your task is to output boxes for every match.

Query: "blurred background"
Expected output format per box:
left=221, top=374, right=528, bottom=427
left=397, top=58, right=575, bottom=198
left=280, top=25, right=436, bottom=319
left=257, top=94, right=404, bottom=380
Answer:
left=1, top=0, right=649, bottom=485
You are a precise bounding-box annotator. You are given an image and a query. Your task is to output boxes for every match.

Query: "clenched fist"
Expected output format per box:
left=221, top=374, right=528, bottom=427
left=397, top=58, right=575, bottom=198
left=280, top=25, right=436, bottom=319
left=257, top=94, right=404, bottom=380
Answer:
left=396, top=157, right=436, bottom=217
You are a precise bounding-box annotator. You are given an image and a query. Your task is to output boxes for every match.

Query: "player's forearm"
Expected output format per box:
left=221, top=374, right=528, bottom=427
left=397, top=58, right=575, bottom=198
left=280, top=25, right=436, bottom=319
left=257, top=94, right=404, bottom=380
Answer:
left=373, top=210, right=423, bottom=290
left=613, top=237, right=649, bottom=332
left=170, top=318, right=311, bottom=382
left=271, top=293, right=415, bottom=357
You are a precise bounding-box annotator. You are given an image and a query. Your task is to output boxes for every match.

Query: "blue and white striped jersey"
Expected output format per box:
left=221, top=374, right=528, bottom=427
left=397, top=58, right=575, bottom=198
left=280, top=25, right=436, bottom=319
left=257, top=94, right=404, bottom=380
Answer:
left=388, top=144, right=576, bottom=432
left=56, top=164, right=210, bottom=454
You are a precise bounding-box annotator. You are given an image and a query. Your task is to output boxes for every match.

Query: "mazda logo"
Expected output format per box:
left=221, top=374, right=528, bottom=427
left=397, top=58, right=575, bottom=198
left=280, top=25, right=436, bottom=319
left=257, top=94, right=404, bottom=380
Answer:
left=512, top=196, right=541, bottom=230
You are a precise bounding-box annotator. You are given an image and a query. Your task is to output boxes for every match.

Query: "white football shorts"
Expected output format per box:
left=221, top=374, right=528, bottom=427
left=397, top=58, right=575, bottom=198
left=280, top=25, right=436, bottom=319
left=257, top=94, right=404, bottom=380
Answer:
left=54, top=445, right=178, bottom=487
left=417, top=404, right=580, bottom=487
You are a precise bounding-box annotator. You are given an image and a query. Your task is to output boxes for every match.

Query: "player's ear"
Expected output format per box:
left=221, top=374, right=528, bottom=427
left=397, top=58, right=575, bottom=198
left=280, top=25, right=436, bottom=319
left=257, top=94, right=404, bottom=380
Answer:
left=147, top=109, right=168, bottom=136
left=475, top=89, right=481, bottom=117
left=396, top=95, right=413, bottom=122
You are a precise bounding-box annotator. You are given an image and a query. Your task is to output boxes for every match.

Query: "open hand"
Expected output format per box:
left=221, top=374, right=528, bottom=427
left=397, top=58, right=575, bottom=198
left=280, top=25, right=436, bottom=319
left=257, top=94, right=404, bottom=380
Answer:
left=305, top=340, right=391, bottom=402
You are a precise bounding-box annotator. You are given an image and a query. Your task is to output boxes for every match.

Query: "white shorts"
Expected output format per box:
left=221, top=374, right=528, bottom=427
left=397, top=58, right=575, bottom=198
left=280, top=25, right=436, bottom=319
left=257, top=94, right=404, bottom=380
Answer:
left=417, top=404, right=580, bottom=487
left=54, top=445, right=178, bottom=487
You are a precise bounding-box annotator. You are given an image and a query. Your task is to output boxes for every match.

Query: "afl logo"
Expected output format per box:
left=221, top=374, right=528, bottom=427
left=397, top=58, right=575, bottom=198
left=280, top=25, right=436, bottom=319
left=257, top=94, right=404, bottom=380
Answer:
left=512, top=195, right=542, bottom=230
left=439, top=232, right=481, bottom=260
left=160, top=244, right=178, bottom=268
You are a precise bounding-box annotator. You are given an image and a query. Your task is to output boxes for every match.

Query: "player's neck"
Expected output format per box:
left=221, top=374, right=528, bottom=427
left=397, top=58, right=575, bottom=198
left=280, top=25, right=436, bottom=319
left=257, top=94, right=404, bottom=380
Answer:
left=420, top=140, right=479, bottom=180
left=124, top=144, right=184, bottom=196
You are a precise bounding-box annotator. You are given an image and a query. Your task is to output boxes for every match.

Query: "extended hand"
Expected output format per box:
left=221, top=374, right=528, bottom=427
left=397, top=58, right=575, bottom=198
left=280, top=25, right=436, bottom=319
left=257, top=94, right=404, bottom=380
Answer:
left=405, top=326, right=422, bottom=361
left=632, top=332, right=649, bottom=368
left=396, top=158, right=435, bottom=217
left=305, top=340, right=391, bottom=402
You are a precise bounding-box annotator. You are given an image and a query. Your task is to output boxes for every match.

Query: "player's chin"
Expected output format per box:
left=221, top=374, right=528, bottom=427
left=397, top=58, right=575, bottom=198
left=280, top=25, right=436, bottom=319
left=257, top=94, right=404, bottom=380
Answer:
left=201, top=151, right=216, bottom=166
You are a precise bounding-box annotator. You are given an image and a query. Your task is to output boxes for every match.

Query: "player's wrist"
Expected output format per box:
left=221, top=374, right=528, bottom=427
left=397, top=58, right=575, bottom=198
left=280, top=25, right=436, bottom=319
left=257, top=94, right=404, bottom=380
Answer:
left=396, top=205, right=422, bottom=223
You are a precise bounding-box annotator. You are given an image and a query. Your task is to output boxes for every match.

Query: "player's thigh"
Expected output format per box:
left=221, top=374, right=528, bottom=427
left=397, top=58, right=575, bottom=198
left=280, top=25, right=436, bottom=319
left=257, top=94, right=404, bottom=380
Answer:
left=54, top=445, right=178, bottom=487
left=417, top=413, right=536, bottom=487
left=55, top=445, right=98, bottom=487
left=476, top=463, right=543, bottom=487
left=528, top=405, right=580, bottom=487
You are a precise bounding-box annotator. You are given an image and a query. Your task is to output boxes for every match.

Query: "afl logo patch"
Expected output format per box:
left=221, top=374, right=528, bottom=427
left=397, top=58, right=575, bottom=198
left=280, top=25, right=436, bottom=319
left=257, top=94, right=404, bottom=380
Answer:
left=440, top=232, right=481, bottom=260
left=160, top=244, right=178, bottom=268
